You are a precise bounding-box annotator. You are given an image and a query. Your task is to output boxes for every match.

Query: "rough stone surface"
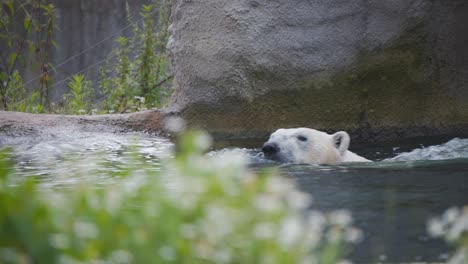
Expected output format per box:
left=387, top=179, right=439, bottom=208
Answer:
left=0, top=110, right=165, bottom=139
left=168, top=0, right=468, bottom=142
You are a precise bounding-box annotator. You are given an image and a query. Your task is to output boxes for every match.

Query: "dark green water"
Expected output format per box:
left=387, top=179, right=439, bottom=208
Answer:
left=1, top=132, right=467, bottom=263
left=280, top=160, right=468, bottom=263
left=222, top=136, right=468, bottom=263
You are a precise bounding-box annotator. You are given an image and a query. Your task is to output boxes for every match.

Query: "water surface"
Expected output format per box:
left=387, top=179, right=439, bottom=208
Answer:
left=212, top=137, right=468, bottom=263
left=1, top=132, right=467, bottom=263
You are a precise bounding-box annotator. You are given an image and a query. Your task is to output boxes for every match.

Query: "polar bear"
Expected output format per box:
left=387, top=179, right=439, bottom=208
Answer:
left=262, top=128, right=371, bottom=165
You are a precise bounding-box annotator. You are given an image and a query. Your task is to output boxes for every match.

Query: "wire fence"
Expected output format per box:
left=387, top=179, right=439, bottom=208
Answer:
left=11, top=6, right=145, bottom=97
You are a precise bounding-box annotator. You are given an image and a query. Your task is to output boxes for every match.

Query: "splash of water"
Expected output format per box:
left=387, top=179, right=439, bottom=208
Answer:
left=387, top=138, right=468, bottom=162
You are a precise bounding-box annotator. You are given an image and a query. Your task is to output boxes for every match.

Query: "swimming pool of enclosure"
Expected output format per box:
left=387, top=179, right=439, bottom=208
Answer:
left=1, top=131, right=467, bottom=263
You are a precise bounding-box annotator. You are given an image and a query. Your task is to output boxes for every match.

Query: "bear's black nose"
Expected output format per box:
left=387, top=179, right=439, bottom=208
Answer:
left=262, top=142, right=279, bottom=155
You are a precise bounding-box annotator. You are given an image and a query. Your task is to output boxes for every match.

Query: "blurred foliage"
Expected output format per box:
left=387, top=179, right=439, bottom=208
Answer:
left=0, top=131, right=358, bottom=264
left=428, top=206, right=468, bottom=264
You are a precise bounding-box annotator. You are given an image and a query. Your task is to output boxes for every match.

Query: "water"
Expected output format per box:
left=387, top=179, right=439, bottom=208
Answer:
left=0, top=131, right=173, bottom=187
left=208, top=137, right=468, bottom=263
left=1, top=131, right=468, bottom=263
left=280, top=161, right=467, bottom=262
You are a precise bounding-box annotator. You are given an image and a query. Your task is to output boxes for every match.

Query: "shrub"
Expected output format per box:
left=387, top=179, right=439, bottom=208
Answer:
left=0, top=1, right=56, bottom=111
left=0, top=131, right=360, bottom=263
left=64, top=74, right=93, bottom=115
left=428, top=206, right=468, bottom=264
left=100, top=0, right=173, bottom=113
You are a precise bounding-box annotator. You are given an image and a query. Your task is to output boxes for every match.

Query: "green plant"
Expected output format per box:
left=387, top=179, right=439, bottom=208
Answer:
left=2, top=70, right=43, bottom=113
left=4, top=70, right=26, bottom=112
left=0, top=131, right=359, bottom=263
left=64, top=74, right=93, bottom=115
left=100, top=0, right=173, bottom=113
left=1, top=1, right=171, bottom=115
left=0, top=1, right=56, bottom=111
left=428, top=206, right=468, bottom=263
left=100, top=36, right=137, bottom=113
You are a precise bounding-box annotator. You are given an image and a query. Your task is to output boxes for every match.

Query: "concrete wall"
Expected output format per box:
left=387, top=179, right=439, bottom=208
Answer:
left=2, top=0, right=151, bottom=101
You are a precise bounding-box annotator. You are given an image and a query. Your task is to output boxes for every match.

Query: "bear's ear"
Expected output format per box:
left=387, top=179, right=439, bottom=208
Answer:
left=332, top=131, right=350, bottom=156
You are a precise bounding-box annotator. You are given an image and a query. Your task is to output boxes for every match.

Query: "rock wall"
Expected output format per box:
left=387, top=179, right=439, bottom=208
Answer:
left=168, top=0, right=468, bottom=142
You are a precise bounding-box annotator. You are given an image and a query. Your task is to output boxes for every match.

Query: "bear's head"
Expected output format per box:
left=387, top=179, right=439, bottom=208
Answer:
left=262, top=128, right=351, bottom=165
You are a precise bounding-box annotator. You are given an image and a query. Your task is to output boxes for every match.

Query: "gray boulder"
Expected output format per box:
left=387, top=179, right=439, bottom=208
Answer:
left=168, top=0, right=468, bottom=141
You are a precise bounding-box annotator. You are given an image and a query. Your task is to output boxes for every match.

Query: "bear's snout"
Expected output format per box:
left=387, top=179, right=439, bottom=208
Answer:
left=262, top=142, right=280, bottom=156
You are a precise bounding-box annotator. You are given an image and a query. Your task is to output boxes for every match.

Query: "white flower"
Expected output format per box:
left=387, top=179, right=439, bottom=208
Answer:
left=299, top=256, right=318, bottom=264
left=448, top=249, right=467, bottom=264
left=265, top=176, right=294, bottom=194
left=202, top=205, right=233, bottom=243
left=164, top=116, right=186, bottom=133
left=159, top=246, right=176, bottom=262
left=1, top=248, right=19, bottom=263
left=211, top=151, right=248, bottom=172
left=213, top=249, right=232, bottom=263
left=307, top=211, right=326, bottom=231
left=254, top=222, right=275, bottom=239
left=286, top=190, right=312, bottom=210
left=134, top=96, right=145, bottom=104
left=109, top=249, right=133, bottom=264
left=326, top=227, right=343, bottom=243
left=49, top=233, right=69, bottom=249
left=260, top=254, right=275, bottom=264
left=278, top=216, right=303, bottom=248
left=447, top=213, right=468, bottom=242
left=428, top=218, right=446, bottom=237
left=74, top=221, right=98, bottom=239
left=104, top=188, right=122, bottom=214
left=57, top=255, right=81, bottom=264
left=254, top=194, right=282, bottom=212
left=443, top=207, right=460, bottom=225
left=344, top=227, right=363, bottom=243
left=194, top=132, right=212, bottom=151
left=328, top=209, right=352, bottom=226
left=180, top=224, right=196, bottom=239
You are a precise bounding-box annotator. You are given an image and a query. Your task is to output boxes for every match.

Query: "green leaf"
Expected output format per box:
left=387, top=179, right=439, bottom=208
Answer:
left=19, top=55, right=26, bottom=67
left=24, top=17, right=32, bottom=33
left=8, top=52, right=17, bottom=69
left=6, top=2, right=14, bottom=16
left=40, top=4, right=49, bottom=12
left=0, top=72, right=6, bottom=82
left=29, top=42, right=35, bottom=54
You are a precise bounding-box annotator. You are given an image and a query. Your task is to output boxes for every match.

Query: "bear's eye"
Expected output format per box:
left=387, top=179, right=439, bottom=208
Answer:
left=297, top=135, right=308, bottom=142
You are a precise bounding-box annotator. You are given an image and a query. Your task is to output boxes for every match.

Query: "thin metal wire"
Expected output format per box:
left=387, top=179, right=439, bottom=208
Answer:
left=14, top=52, right=117, bottom=105
left=18, top=10, right=143, bottom=89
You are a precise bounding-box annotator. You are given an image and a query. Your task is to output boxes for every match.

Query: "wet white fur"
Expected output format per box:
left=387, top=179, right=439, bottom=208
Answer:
left=265, top=128, right=371, bottom=165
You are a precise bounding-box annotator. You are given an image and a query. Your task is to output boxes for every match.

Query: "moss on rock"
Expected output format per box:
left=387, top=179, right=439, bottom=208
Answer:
left=178, top=22, right=468, bottom=142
